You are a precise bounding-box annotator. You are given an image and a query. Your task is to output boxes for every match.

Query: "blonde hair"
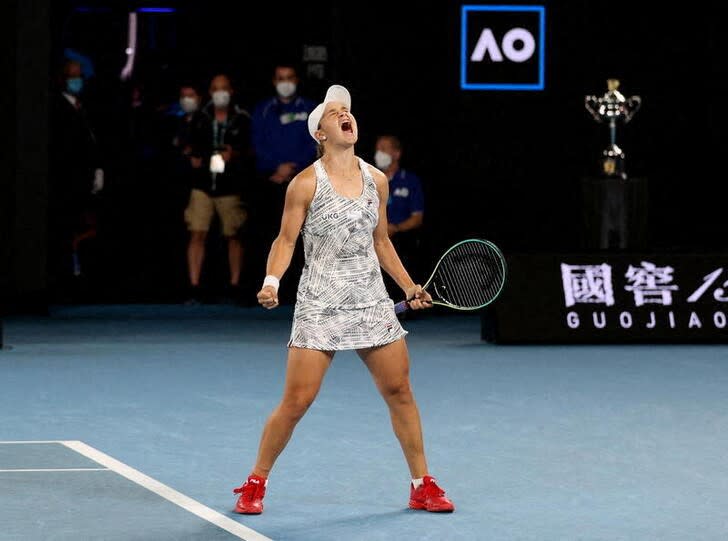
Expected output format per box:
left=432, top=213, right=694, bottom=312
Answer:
left=315, top=121, right=326, bottom=157
left=316, top=142, right=326, bottom=158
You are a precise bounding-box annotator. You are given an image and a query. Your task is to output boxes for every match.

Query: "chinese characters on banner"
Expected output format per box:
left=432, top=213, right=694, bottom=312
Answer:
left=561, top=262, right=728, bottom=330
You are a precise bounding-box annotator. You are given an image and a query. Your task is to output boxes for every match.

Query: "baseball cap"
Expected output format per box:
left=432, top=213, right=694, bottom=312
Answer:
left=307, top=84, right=351, bottom=142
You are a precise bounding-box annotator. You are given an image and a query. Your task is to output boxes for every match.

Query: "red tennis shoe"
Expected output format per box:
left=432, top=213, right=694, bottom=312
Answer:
left=233, top=474, right=266, bottom=514
left=409, top=475, right=455, bottom=512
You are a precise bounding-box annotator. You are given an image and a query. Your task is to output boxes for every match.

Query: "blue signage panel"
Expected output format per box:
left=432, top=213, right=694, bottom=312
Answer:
left=461, top=5, right=546, bottom=91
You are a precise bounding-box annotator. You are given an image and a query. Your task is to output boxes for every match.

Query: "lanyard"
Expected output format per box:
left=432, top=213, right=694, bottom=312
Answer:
left=212, top=118, right=227, bottom=149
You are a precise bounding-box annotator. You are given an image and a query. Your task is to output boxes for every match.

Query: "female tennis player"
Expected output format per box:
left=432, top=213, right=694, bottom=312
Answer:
left=233, top=85, right=454, bottom=514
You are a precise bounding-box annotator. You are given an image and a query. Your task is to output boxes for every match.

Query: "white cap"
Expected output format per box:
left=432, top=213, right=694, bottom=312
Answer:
left=307, top=84, right=351, bottom=142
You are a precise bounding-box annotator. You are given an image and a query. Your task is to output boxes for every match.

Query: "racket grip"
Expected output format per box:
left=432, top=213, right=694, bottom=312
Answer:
left=394, top=300, right=409, bottom=314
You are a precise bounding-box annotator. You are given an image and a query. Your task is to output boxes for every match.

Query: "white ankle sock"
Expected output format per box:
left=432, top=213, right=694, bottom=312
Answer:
left=249, top=475, right=268, bottom=487
left=412, top=477, right=424, bottom=489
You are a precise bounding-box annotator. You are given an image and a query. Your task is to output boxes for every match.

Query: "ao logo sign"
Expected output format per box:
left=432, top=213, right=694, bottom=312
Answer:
left=461, top=5, right=545, bottom=91
left=470, top=28, right=536, bottom=63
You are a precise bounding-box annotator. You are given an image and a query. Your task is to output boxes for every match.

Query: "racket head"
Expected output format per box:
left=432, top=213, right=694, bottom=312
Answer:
left=423, top=239, right=507, bottom=310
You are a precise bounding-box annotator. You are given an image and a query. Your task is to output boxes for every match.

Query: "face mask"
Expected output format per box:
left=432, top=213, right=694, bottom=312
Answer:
left=276, top=81, right=296, bottom=98
left=212, top=90, right=230, bottom=108
left=374, top=150, right=393, bottom=169
left=179, top=96, right=199, bottom=114
left=66, top=77, right=83, bottom=95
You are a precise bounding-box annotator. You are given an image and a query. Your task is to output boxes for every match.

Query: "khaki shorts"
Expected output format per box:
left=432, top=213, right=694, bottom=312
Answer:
left=184, top=189, right=247, bottom=236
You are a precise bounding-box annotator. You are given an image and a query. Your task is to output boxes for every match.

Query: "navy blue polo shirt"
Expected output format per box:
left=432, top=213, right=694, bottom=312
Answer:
left=387, top=169, right=424, bottom=225
left=251, top=95, right=317, bottom=175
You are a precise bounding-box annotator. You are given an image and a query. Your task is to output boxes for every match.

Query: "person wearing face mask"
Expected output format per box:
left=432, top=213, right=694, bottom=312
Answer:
left=252, top=64, right=316, bottom=187
left=166, top=84, right=206, bottom=297
left=251, top=64, right=316, bottom=237
left=172, top=84, right=205, bottom=160
left=374, top=135, right=425, bottom=298
left=184, top=74, right=253, bottom=304
left=231, top=85, right=454, bottom=516
left=47, top=59, right=105, bottom=300
left=249, top=63, right=317, bottom=303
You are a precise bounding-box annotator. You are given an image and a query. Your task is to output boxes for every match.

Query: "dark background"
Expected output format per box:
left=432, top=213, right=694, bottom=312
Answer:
left=4, top=0, right=727, bottom=309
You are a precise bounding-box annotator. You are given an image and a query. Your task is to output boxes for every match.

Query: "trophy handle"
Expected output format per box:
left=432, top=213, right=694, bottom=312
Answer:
left=584, top=95, right=603, bottom=122
left=623, top=96, right=642, bottom=123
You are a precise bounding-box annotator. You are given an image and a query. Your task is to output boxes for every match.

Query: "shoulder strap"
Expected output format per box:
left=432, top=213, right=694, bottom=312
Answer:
left=313, top=159, right=326, bottom=183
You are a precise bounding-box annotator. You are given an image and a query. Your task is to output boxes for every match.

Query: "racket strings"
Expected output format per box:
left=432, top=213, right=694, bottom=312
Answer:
left=431, top=241, right=505, bottom=308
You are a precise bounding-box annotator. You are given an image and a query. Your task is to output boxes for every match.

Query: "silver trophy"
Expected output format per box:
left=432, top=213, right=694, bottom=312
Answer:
left=585, top=79, right=641, bottom=179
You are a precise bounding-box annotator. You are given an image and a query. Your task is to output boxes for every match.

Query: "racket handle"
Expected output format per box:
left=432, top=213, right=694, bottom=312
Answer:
left=394, top=300, right=409, bottom=314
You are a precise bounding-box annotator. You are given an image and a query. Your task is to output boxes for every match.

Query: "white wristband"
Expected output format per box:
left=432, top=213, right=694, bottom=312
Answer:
left=263, top=275, right=280, bottom=293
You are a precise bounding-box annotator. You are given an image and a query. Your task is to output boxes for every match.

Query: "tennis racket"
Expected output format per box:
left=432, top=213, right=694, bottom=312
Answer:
left=394, top=239, right=507, bottom=314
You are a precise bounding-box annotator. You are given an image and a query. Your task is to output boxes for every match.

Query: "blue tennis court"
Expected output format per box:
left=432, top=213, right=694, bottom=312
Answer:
left=1, top=305, right=728, bottom=540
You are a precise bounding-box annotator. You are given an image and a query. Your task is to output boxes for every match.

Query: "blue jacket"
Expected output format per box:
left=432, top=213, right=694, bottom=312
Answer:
left=251, top=95, right=317, bottom=175
left=387, top=169, right=425, bottom=225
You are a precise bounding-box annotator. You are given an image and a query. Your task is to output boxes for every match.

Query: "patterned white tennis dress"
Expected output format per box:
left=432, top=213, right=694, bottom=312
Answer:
left=288, top=158, right=407, bottom=350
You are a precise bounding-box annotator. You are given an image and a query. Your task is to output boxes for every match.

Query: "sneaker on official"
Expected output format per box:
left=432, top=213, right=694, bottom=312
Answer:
left=183, top=285, right=204, bottom=305
left=409, top=475, right=455, bottom=512
left=233, top=474, right=266, bottom=514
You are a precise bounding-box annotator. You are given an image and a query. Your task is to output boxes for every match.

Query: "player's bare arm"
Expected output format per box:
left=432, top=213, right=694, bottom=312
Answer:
left=257, top=166, right=316, bottom=309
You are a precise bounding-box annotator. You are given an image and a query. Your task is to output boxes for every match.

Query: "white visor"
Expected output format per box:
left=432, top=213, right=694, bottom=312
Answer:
left=307, top=84, right=351, bottom=142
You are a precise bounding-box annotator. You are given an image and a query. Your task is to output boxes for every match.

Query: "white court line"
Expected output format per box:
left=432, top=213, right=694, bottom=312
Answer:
left=62, top=441, right=273, bottom=541
left=0, top=468, right=109, bottom=472
left=0, top=440, right=272, bottom=541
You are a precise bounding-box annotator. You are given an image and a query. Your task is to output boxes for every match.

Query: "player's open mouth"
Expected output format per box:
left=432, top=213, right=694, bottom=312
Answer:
left=341, top=121, right=353, bottom=133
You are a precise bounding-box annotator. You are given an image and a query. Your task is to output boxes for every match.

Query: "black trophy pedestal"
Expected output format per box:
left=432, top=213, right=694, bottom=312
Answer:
left=580, top=176, right=648, bottom=251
